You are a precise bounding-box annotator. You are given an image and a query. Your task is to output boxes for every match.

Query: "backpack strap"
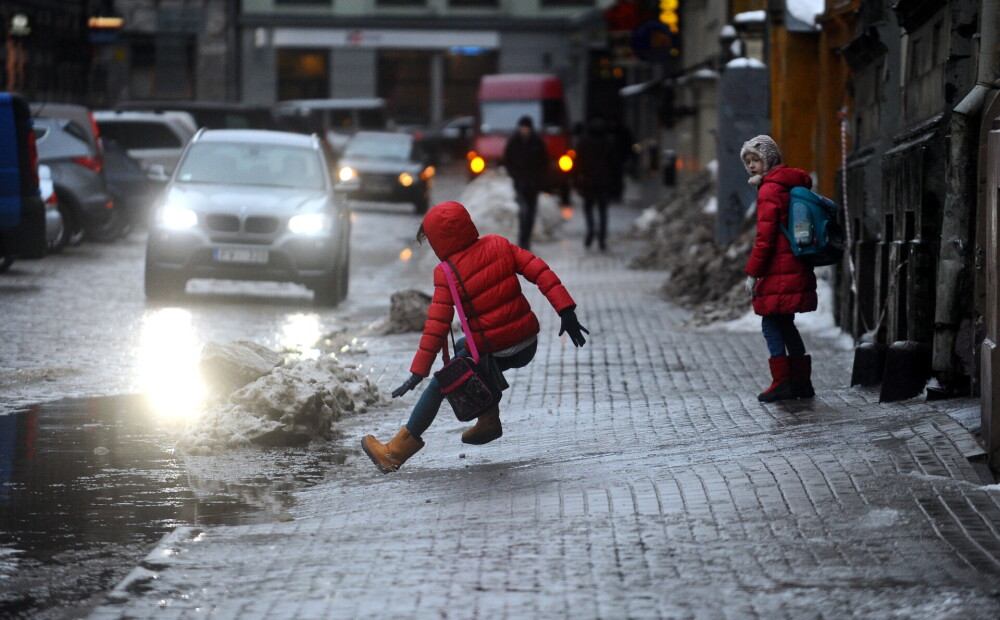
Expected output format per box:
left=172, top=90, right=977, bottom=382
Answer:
left=440, top=261, right=480, bottom=364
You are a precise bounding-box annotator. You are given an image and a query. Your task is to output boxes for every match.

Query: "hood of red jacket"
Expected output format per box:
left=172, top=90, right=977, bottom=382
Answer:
left=762, top=165, right=812, bottom=190
left=422, top=200, right=479, bottom=260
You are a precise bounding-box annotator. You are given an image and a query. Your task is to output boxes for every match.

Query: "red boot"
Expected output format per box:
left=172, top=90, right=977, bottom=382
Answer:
left=758, top=356, right=794, bottom=402
left=789, top=354, right=815, bottom=398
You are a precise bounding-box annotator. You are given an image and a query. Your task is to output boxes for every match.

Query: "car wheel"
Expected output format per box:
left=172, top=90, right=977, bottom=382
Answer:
left=144, top=261, right=186, bottom=301
left=85, top=206, right=124, bottom=243
left=48, top=204, right=69, bottom=254
left=314, top=253, right=348, bottom=308
left=336, top=251, right=350, bottom=301
left=57, top=196, right=85, bottom=246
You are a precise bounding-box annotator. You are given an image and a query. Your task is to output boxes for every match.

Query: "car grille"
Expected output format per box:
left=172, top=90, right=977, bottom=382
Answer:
left=206, top=214, right=239, bottom=232
left=246, top=216, right=279, bottom=234
left=204, top=214, right=281, bottom=236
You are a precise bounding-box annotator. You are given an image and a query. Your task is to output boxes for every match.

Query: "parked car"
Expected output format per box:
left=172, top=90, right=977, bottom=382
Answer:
left=38, top=164, right=66, bottom=253
left=144, top=129, right=351, bottom=306
left=102, top=137, right=158, bottom=233
left=418, top=115, right=474, bottom=164
left=92, top=110, right=196, bottom=176
left=274, top=98, right=388, bottom=157
left=31, top=102, right=102, bottom=153
left=336, top=131, right=434, bottom=214
left=114, top=100, right=278, bottom=131
left=32, top=117, right=120, bottom=243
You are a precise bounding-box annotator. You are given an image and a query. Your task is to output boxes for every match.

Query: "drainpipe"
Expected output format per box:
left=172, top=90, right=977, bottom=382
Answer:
left=932, top=0, right=999, bottom=382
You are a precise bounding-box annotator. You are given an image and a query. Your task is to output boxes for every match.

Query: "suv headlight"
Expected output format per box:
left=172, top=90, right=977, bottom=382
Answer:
left=159, top=204, right=198, bottom=230
left=338, top=166, right=357, bottom=182
left=288, top=213, right=329, bottom=235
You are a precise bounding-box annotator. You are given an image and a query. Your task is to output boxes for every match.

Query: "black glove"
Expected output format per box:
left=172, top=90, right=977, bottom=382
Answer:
left=558, top=307, right=589, bottom=347
left=391, top=372, right=424, bottom=398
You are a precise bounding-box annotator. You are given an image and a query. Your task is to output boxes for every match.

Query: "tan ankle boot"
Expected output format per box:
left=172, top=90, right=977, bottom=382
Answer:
left=461, top=406, right=502, bottom=445
left=361, top=427, right=424, bottom=473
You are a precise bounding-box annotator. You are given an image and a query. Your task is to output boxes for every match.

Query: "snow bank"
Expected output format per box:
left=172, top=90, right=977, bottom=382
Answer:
left=177, top=353, right=382, bottom=455
left=457, top=169, right=563, bottom=243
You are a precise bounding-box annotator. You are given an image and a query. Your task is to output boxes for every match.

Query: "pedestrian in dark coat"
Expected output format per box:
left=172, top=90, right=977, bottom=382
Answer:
left=573, top=116, right=616, bottom=250
left=361, top=200, right=589, bottom=473
left=741, top=135, right=817, bottom=402
left=503, top=116, right=549, bottom=250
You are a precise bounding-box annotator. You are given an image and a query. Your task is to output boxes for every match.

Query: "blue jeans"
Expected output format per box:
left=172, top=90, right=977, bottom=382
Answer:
left=761, top=314, right=806, bottom=358
left=405, top=338, right=537, bottom=438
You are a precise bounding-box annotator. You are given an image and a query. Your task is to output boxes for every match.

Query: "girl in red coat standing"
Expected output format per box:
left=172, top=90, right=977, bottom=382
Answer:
left=362, top=200, right=589, bottom=473
left=741, top=135, right=817, bottom=402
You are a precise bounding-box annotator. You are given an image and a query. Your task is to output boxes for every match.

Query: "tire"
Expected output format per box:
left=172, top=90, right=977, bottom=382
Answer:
left=144, top=260, right=186, bottom=301
left=57, top=196, right=86, bottom=246
left=314, top=252, right=349, bottom=307
left=85, top=206, right=124, bottom=243
left=48, top=203, right=71, bottom=254
left=413, top=189, right=429, bottom=215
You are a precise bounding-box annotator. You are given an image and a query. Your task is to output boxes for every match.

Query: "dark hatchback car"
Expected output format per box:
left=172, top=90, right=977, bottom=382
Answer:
left=144, top=129, right=351, bottom=306
left=336, top=131, right=434, bottom=214
left=32, top=117, right=118, bottom=242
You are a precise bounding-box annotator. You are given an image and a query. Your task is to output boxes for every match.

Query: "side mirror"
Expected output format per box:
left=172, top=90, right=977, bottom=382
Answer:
left=147, top=164, right=169, bottom=183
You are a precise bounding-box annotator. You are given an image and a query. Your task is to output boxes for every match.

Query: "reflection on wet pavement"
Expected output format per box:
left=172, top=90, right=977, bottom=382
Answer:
left=0, top=394, right=345, bottom=618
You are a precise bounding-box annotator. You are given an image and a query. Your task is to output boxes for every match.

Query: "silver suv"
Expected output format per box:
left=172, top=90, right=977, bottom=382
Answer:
left=144, top=129, right=351, bottom=306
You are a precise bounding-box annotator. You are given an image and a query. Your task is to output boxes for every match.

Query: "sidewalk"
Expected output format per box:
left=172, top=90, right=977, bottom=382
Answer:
left=91, top=204, right=1000, bottom=618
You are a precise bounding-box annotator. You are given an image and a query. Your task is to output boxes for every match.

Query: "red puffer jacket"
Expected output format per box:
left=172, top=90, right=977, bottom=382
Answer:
left=410, top=201, right=576, bottom=376
left=744, top=165, right=817, bottom=316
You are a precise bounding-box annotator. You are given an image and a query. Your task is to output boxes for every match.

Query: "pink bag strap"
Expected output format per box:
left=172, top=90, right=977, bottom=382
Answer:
left=440, top=261, right=480, bottom=364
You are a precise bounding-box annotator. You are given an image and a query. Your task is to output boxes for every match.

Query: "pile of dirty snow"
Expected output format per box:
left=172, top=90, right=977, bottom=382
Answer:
left=457, top=169, right=563, bottom=243
left=177, top=346, right=382, bottom=455
left=629, top=170, right=758, bottom=325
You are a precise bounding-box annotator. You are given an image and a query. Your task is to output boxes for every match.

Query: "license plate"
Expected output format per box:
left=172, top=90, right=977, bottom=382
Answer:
left=213, top=248, right=269, bottom=264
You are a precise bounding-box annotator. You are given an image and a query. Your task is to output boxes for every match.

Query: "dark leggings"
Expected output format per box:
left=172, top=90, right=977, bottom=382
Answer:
left=761, top=314, right=806, bottom=358
left=405, top=338, right=537, bottom=438
left=582, top=190, right=609, bottom=247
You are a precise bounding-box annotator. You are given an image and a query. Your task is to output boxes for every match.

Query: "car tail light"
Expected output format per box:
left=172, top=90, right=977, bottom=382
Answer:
left=558, top=154, right=573, bottom=173
left=88, top=111, right=104, bottom=153
left=468, top=154, right=485, bottom=175
left=73, top=155, right=104, bottom=174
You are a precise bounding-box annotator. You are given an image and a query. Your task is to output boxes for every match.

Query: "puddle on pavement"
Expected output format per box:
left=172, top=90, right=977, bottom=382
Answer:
left=0, top=394, right=345, bottom=618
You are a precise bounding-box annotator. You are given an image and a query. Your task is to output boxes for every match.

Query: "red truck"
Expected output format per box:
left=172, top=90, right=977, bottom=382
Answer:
left=466, top=74, right=573, bottom=202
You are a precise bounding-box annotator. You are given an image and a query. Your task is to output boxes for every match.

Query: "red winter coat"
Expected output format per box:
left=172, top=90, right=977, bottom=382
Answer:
left=410, top=200, right=576, bottom=377
left=744, top=165, right=817, bottom=316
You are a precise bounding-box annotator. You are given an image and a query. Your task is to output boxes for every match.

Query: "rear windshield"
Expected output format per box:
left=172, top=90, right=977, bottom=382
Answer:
left=98, top=121, right=184, bottom=149
left=480, top=100, right=565, bottom=134
left=343, top=134, right=413, bottom=161
left=175, top=143, right=326, bottom=190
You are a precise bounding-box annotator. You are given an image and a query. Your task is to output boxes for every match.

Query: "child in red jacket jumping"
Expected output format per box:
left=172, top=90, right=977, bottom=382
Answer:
left=741, top=135, right=817, bottom=402
left=362, top=200, right=589, bottom=473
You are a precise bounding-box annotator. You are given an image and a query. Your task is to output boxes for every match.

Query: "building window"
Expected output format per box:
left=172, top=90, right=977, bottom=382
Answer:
left=376, top=0, right=425, bottom=6
left=278, top=49, right=329, bottom=100
left=449, top=0, right=499, bottom=6
left=275, top=0, right=331, bottom=4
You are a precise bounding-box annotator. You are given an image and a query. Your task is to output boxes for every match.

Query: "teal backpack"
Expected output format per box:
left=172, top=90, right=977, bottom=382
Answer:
left=779, top=186, right=845, bottom=266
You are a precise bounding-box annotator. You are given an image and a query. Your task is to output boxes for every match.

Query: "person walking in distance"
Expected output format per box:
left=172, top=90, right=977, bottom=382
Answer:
left=741, top=135, right=817, bottom=402
left=361, top=200, right=589, bottom=473
left=573, top=115, right=616, bottom=250
left=503, top=115, right=549, bottom=251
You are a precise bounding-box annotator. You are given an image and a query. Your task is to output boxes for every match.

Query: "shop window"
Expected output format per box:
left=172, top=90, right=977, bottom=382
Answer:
left=278, top=49, right=329, bottom=100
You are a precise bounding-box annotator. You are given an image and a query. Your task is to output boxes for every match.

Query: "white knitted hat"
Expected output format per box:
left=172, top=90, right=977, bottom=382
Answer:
left=740, top=135, right=782, bottom=186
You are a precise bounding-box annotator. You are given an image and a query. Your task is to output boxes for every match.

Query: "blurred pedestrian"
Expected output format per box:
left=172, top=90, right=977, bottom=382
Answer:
left=741, top=135, right=817, bottom=402
left=361, top=200, right=589, bottom=473
left=607, top=117, right=634, bottom=203
left=503, top=115, right=549, bottom=250
left=573, top=115, right=615, bottom=250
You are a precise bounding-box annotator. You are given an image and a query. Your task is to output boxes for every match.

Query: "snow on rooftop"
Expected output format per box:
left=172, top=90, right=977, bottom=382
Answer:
left=734, top=10, right=766, bottom=24
left=787, top=0, right=824, bottom=26
left=726, top=57, right=767, bottom=70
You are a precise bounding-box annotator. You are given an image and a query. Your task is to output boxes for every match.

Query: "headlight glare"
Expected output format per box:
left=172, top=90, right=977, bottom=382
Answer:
left=338, top=166, right=356, bottom=182
left=398, top=172, right=413, bottom=187
left=288, top=213, right=329, bottom=234
left=160, top=204, right=197, bottom=230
